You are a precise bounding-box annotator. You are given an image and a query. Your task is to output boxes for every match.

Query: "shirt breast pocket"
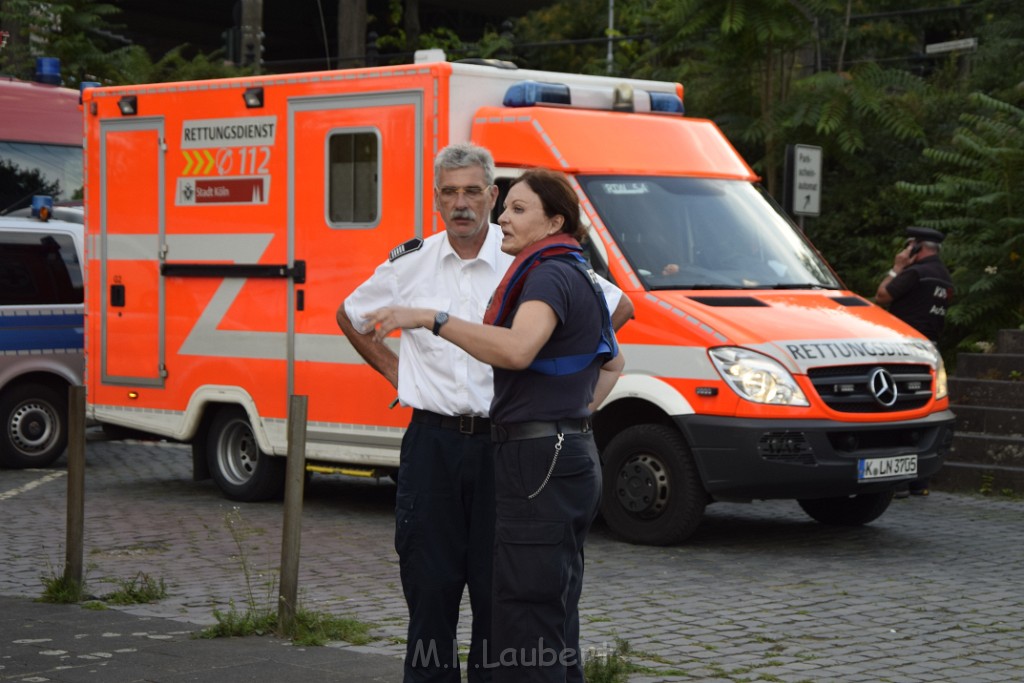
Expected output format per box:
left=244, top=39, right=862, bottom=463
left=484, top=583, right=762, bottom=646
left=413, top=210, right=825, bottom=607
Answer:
left=409, top=297, right=452, bottom=350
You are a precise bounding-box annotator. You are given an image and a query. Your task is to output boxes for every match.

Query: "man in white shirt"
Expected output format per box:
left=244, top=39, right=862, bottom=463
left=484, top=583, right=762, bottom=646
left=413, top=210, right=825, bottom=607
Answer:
left=337, top=143, right=631, bottom=683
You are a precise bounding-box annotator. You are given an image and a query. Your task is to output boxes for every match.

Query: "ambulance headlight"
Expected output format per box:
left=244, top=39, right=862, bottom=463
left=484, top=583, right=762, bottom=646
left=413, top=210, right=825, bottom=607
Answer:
left=709, top=347, right=809, bottom=406
left=935, top=355, right=948, bottom=400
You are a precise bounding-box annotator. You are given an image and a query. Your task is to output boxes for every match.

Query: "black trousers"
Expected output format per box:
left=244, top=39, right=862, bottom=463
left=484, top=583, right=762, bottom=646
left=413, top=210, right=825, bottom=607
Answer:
left=395, top=421, right=495, bottom=683
left=489, top=432, right=602, bottom=683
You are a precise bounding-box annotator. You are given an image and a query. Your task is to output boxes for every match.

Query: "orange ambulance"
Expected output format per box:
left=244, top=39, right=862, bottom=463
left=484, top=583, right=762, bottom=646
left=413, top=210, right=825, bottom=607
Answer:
left=82, top=54, right=954, bottom=544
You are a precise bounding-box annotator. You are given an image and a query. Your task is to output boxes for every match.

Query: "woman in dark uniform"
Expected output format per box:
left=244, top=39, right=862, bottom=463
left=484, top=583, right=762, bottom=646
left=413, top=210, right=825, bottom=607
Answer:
left=368, top=168, right=623, bottom=682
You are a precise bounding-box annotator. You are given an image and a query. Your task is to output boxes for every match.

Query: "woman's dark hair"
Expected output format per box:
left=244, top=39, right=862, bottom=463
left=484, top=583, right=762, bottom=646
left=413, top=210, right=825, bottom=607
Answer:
left=510, top=168, right=584, bottom=241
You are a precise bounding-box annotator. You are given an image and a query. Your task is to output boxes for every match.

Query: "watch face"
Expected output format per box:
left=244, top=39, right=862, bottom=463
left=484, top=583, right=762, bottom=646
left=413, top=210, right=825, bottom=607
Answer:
left=433, top=311, right=449, bottom=335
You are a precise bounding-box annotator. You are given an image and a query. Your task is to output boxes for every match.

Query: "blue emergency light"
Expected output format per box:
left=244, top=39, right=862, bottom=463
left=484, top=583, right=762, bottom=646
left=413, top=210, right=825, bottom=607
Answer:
left=31, top=195, right=54, bottom=221
left=503, top=79, right=684, bottom=114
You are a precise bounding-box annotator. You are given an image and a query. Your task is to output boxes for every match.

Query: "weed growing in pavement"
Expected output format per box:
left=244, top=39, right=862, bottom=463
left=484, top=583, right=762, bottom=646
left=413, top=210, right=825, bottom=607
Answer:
left=199, top=507, right=376, bottom=646
left=103, top=572, right=168, bottom=605
left=39, top=571, right=86, bottom=604
left=584, top=638, right=644, bottom=683
left=40, top=559, right=168, bottom=607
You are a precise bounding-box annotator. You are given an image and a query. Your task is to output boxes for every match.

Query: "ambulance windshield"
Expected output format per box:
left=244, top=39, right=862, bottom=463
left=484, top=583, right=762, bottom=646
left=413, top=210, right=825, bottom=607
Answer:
left=578, top=176, right=841, bottom=291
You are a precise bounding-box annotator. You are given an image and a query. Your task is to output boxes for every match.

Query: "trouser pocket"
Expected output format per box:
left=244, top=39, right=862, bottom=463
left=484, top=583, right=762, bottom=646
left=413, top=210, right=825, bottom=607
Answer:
left=494, top=519, right=566, bottom=603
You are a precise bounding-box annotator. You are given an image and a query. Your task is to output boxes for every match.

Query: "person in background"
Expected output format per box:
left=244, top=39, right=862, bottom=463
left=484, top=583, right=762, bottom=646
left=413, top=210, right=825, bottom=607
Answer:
left=338, top=147, right=632, bottom=683
left=367, top=167, right=624, bottom=683
left=875, top=226, right=954, bottom=497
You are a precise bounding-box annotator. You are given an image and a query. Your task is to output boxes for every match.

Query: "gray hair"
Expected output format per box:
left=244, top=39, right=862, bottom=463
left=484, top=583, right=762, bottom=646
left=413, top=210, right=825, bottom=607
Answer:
left=434, top=143, right=495, bottom=186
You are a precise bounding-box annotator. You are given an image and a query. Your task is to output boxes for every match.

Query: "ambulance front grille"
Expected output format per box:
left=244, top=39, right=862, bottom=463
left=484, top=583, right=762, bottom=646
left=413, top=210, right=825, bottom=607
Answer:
left=807, top=364, right=933, bottom=413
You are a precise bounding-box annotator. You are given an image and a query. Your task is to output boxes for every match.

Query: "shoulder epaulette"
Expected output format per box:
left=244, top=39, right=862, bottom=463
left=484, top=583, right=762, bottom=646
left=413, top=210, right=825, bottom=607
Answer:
left=389, top=238, right=423, bottom=262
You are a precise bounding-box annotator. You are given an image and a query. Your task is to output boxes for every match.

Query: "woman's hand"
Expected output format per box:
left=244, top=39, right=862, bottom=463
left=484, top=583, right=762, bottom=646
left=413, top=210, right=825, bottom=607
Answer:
left=367, top=307, right=432, bottom=342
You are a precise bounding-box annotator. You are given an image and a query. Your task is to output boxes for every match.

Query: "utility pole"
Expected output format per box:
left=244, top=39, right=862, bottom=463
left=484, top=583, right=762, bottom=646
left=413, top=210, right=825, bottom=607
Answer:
left=606, top=0, right=614, bottom=74
left=240, top=0, right=264, bottom=73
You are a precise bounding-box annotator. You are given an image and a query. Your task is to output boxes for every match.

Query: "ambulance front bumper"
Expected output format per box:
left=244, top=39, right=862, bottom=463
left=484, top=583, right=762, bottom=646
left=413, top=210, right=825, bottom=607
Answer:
left=675, top=409, right=956, bottom=501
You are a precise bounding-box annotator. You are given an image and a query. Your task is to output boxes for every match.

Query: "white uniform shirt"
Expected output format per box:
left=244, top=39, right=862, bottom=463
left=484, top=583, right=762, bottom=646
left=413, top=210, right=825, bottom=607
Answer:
left=345, top=224, right=623, bottom=416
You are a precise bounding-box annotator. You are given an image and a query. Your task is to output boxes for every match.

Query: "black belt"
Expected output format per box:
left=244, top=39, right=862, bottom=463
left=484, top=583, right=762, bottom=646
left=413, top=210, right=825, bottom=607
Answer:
left=411, top=409, right=491, bottom=435
left=491, top=418, right=592, bottom=443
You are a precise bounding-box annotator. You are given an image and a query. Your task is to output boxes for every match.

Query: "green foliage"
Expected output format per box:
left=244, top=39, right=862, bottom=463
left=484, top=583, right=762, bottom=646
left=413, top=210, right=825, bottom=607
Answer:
left=897, top=92, right=1024, bottom=351
left=289, top=610, right=373, bottom=647
left=198, top=603, right=373, bottom=646
left=200, top=602, right=278, bottom=638
left=103, top=572, right=168, bottom=605
left=40, top=572, right=86, bottom=604
left=0, top=0, right=250, bottom=86
left=583, top=638, right=639, bottom=683
left=199, top=508, right=377, bottom=646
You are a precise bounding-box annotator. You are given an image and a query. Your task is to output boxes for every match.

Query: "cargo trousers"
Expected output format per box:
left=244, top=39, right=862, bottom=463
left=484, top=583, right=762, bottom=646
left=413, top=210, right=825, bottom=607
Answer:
left=488, top=431, right=602, bottom=683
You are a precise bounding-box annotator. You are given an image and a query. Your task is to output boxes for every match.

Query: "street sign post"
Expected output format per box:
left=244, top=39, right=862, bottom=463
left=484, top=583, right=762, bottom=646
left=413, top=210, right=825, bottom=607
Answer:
left=791, top=144, right=822, bottom=217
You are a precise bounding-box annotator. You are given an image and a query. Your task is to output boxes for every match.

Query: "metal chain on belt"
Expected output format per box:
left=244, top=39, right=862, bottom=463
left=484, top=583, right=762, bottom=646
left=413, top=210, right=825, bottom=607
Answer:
left=527, top=433, right=563, bottom=500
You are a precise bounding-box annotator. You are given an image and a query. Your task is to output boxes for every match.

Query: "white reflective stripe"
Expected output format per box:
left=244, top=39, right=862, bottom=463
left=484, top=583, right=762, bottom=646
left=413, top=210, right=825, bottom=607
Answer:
left=166, top=233, right=274, bottom=260
left=601, top=373, right=695, bottom=416
left=105, top=233, right=273, bottom=261
left=619, top=343, right=716, bottom=380
left=297, top=335, right=399, bottom=364
left=107, top=234, right=158, bottom=260
left=644, top=293, right=729, bottom=344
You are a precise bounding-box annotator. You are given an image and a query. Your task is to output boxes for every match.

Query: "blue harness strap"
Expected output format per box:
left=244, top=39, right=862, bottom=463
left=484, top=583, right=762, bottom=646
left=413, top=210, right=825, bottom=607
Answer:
left=527, top=253, right=619, bottom=376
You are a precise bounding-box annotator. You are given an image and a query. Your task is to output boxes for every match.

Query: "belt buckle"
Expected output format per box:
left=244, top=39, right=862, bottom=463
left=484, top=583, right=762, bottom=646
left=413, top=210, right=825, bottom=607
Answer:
left=458, top=415, right=475, bottom=434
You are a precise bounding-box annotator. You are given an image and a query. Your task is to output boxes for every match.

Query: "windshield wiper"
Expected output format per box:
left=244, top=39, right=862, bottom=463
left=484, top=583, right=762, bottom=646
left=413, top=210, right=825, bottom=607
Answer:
left=768, top=283, right=840, bottom=290
left=651, top=284, right=749, bottom=291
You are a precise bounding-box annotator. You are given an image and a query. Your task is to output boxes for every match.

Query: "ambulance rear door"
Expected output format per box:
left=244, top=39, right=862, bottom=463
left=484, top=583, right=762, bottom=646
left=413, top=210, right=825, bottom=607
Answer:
left=288, top=91, right=425, bottom=461
left=97, top=118, right=165, bottom=387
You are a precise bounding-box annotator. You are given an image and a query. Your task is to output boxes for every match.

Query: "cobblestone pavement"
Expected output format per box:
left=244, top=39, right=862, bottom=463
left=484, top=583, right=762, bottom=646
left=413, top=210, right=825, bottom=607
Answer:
left=2, top=440, right=1023, bottom=683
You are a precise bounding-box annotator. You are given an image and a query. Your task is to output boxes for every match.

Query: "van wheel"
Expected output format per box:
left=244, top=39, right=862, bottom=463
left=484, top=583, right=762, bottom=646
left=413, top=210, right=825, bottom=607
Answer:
left=798, top=491, right=893, bottom=526
left=0, top=382, right=68, bottom=469
left=206, top=407, right=285, bottom=501
left=600, top=424, right=708, bottom=546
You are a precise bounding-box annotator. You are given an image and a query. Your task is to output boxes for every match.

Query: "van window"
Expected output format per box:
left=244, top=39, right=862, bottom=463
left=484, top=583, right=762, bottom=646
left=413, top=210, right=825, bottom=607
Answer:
left=578, top=176, right=841, bottom=291
left=0, top=230, right=83, bottom=306
left=327, top=131, right=379, bottom=225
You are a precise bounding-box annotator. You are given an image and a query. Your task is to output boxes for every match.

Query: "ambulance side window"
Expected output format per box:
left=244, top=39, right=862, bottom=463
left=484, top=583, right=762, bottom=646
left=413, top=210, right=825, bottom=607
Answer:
left=327, top=131, right=379, bottom=226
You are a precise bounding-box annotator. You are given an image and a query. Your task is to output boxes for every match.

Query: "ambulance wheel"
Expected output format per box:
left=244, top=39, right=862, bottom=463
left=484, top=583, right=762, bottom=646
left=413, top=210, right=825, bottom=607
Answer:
left=798, top=491, right=893, bottom=526
left=600, top=424, right=708, bottom=546
left=206, top=407, right=285, bottom=502
left=0, top=382, right=68, bottom=469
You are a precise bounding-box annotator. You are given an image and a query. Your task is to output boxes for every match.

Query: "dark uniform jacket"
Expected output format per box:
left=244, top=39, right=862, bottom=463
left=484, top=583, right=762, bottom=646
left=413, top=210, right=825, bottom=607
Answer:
left=887, top=254, right=954, bottom=342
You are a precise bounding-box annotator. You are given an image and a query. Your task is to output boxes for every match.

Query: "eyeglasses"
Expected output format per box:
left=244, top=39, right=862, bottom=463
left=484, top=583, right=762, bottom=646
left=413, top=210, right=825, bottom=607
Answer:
left=437, top=185, right=491, bottom=199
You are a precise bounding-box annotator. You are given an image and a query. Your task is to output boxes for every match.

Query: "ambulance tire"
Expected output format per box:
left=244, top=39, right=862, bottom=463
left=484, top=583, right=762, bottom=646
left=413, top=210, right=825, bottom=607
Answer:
left=600, top=424, right=708, bottom=546
left=797, top=491, right=893, bottom=526
left=206, top=407, right=285, bottom=502
left=0, top=381, right=68, bottom=469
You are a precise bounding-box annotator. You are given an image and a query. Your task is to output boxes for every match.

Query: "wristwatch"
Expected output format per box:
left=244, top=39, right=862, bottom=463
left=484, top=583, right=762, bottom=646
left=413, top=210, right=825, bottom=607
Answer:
left=432, top=311, right=450, bottom=336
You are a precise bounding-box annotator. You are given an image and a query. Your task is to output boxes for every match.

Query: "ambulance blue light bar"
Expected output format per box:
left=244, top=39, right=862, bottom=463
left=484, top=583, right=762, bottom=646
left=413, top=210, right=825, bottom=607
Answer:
left=503, top=81, right=570, bottom=107
left=503, top=80, right=684, bottom=115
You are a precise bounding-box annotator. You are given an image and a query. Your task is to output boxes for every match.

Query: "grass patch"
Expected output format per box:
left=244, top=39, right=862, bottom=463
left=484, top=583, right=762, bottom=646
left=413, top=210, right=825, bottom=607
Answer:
left=197, top=603, right=374, bottom=646
left=584, top=638, right=646, bottom=683
left=197, top=508, right=377, bottom=647
left=103, top=572, right=168, bottom=605
left=40, top=572, right=86, bottom=604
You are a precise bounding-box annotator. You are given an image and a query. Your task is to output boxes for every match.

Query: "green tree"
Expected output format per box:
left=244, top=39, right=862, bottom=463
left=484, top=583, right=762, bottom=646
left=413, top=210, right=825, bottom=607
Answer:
left=0, top=0, right=249, bottom=85
left=898, top=93, right=1024, bottom=349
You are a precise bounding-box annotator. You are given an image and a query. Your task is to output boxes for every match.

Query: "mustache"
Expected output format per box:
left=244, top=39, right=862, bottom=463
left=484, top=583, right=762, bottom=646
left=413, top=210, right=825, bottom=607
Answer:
left=450, top=208, right=477, bottom=221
